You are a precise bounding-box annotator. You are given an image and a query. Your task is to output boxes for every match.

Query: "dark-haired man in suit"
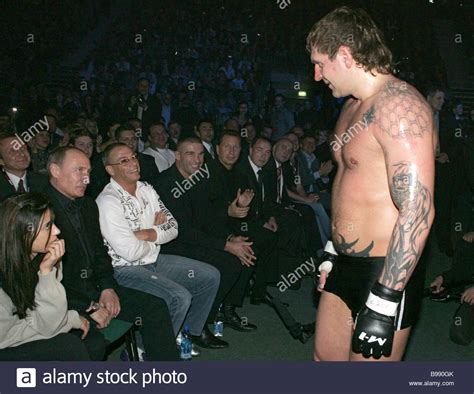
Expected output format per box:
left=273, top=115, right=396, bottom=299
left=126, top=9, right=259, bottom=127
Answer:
left=0, top=132, right=48, bottom=201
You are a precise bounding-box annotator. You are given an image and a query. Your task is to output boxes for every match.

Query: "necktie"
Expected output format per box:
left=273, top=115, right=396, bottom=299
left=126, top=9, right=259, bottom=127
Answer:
left=276, top=166, right=282, bottom=204
left=209, top=145, right=215, bottom=160
left=17, top=179, right=26, bottom=193
left=257, top=169, right=264, bottom=216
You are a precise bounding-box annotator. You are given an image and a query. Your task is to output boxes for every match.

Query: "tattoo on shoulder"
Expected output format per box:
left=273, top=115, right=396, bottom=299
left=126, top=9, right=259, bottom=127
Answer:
left=372, top=81, right=430, bottom=139
left=335, top=234, right=374, bottom=257
left=381, top=161, right=432, bottom=289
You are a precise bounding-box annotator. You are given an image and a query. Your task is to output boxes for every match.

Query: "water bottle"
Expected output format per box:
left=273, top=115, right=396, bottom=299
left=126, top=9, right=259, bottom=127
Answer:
left=179, top=325, right=192, bottom=361
left=213, top=304, right=224, bottom=337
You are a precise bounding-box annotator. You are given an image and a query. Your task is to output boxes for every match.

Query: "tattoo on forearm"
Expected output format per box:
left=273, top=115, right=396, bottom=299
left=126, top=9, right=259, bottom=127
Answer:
left=375, top=81, right=430, bottom=139
left=381, top=161, right=432, bottom=290
left=335, top=234, right=374, bottom=257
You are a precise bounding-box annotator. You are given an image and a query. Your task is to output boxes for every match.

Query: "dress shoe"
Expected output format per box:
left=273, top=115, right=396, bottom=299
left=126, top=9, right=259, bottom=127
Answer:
left=250, top=294, right=273, bottom=306
left=190, top=326, right=229, bottom=349
left=224, top=305, right=257, bottom=332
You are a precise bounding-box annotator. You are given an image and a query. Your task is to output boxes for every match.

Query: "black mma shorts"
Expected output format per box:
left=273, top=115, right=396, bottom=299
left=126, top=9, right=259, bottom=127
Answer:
left=323, top=253, right=425, bottom=330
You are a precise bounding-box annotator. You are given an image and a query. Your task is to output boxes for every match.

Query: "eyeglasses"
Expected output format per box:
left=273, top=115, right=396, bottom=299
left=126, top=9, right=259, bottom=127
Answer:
left=108, top=154, right=139, bottom=166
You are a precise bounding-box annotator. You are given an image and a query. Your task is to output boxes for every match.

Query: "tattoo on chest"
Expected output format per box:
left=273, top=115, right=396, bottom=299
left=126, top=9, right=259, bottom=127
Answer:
left=381, top=161, right=432, bottom=290
left=334, top=234, right=374, bottom=257
left=372, top=81, right=429, bottom=139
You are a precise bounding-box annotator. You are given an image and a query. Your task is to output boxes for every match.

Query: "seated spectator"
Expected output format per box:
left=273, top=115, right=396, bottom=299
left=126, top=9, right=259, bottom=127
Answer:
left=69, top=126, right=94, bottom=159
left=430, top=215, right=474, bottom=345
left=284, top=133, right=331, bottom=245
left=195, top=119, right=216, bottom=163
left=296, top=134, right=333, bottom=210
left=156, top=137, right=257, bottom=337
left=97, top=143, right=220, bottom=351
left=269, top=94, right=295, bottom=141
left=90, top=123, right=160, bottom=198
left=0, top=131, right=48, bottom=201
left=84, top=119, right=103, bottom=151
left=314, top=129, right=332, bottom=162
left=30, top=130, right=52, bottom=176
left=143, top=123, right=176, bottom=172
left=45, top=146, right=179, bottom=360
left=269, top=138, right=328, bottom=250
left=235, top=101, right=252, bottom=128
left=240, top=121, right=257, bottom=162
left=0, top=193, right=90, bottom=360
left=167, top=120, right=182, bottom=151
left=224, top=117, right=240, bottom=133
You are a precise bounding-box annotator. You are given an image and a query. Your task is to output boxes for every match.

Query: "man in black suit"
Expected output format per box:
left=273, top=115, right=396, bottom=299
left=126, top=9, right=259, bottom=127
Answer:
left=88, top=123, right=160, bottom=197
left=235, top=137, right=307, bottom=295
left=210, top=131, right=279, bottom=304
left=0, top=131, right=48, bottom=201
left=156, top=137, right=258, bottom=336
left=195, top=119, right=217, bottom=164
left=265, top=138, right=323, bottom=255
left=45, top=146, right=179, bottom=361
left=167, top=120, right=181, bottom=151
left=126, top=78, right=162, bottom=134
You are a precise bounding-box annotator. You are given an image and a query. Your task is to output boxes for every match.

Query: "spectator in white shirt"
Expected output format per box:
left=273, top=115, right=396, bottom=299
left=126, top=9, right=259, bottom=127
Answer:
left=96, top=143, right=220, bottom=343
left=143, top=123, right=176, bottom=172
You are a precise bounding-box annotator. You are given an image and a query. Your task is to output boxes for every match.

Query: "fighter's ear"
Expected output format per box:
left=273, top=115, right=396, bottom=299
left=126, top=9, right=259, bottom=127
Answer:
left=338, top=45, right=354, bottom=68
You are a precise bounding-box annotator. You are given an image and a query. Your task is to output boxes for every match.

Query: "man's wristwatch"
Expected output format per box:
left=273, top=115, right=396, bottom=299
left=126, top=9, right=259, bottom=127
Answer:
left=86, top=301, right=100, bottom=315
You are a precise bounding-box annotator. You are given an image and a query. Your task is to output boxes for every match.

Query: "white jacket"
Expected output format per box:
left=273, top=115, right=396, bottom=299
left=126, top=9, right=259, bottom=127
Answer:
left=96, top=179, right=178, bottom=267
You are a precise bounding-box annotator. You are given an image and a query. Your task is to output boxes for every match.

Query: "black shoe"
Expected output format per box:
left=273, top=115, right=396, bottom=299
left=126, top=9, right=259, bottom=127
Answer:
left=250, top=293, right=274, bottom=306
left=190, top=326, right=229, bottom=349
left=224, top=305, right=257, bottom=332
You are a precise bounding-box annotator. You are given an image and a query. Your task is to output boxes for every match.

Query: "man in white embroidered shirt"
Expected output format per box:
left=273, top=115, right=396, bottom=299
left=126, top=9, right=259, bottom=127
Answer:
left=96, top=142, right=225, bottom=350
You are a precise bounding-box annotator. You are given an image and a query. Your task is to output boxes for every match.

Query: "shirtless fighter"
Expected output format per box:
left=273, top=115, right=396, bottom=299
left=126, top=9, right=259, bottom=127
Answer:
left=307, top=6, right=436, bottom=361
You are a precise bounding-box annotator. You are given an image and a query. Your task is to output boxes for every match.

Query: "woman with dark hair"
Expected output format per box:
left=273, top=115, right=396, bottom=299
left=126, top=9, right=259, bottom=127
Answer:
left=234, top=101, right=253, bottom=129
left=0, top=193, right=90, bottom=360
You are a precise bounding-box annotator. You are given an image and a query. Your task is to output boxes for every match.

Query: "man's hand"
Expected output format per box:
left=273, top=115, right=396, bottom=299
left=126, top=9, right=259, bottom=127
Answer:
left=317, top=241, right=338, bottom=292
left=228, top=190, right=250, bottom=218
left=352, top=282, right=402, bottom=358
left=133, top=229, right=157, bottom=242
left=39, top=239, right=65, bottom=274
left=59, top=132, right=70, bottom=147
left=129, top=96, right=137, bottom=108
left=237, top=188, right=255, bottom=207
left=463, top=232, right=474, bottom=243
left=263, top=216, right=278, bottom=232
left=305, top=194, right=320, bottom=203
left=78, top=315, right=90, bottom=340
left=430, top=275, right=445, bottom=293
left=461, top=287, right=474, bottom=305
left=154, top=211, right=167, bottom=225
left=436, top=152, right=450, bottom=163
left=224, top=239, right=256, bottom=267
left=99, top=289, right=121, bottom=318
left=319, top=161, right=334, bottom=177
left=90, top=305, right=112, bottom=329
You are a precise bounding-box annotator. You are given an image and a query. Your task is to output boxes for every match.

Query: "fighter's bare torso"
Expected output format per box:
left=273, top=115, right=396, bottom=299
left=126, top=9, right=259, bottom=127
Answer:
left=331, top=78, right=435, bottom=257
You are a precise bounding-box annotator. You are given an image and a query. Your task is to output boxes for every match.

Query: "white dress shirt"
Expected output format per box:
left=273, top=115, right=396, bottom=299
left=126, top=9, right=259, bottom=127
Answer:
left=142, top=147, right=176, bottom=172
left=5, top=170, right=28, bottom=192
left=96, top=178, right=178, bottom=267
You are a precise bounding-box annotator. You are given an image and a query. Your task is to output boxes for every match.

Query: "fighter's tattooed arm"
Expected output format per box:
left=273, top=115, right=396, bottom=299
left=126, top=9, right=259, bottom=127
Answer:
left=372, top=81, right=435, bottom=291
left=380, top=162, right=432, bottom=289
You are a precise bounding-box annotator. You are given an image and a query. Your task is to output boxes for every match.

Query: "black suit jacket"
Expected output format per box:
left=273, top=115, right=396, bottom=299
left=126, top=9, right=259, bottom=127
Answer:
left=0, top=168, right=48, bottom=202
left=44, top=184, right=118, bottom=311
left=234, top=157, right=274, bottom=225
left=168, top=138, right=179, bottom=152
left=155, top=164, right=229, bottom=253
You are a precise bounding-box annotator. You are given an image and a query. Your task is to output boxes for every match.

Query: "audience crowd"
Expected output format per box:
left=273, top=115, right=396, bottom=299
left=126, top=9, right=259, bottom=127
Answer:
left=0, top=1, right=472, bottom=361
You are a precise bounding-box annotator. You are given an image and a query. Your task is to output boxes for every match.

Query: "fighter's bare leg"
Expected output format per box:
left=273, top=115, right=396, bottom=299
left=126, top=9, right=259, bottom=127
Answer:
left=349, top=327, right=411, bottom=361
left=314, top=291, right=353, bottom=361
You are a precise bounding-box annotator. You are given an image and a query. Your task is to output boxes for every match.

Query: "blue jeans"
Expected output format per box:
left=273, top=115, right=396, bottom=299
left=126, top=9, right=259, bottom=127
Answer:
left=114, top=254, right=220, bottom=336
